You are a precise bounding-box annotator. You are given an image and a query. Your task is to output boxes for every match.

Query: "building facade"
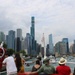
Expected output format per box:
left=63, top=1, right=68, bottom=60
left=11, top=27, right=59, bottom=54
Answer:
left=49, top=34, right=54, bottom=55
left=6, top=30, right=15, bottom=50
left=16, top=29, right=22, bottom=51
left=0, top=32, right=5, bottom=42
left=62, top=38, right=69, bottom=54
left=24, top=33, right=32, bottom=55
left=55, top=41, right=67, bottom=56
left=17, top=29, right=22, bottom=41
left=30, top=16, right=36, bottom=56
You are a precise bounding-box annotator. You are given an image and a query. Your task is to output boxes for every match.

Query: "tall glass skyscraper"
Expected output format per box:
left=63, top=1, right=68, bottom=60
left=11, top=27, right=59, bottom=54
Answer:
left=30, top=16, right=35, bottom=53
left=31, top=16, right=35, bottom=40
left=17, top=29, right=22, bottom=41
left=25, top=33, right=32, bottom=55
left=49, top=34, right=54, bottom=55
left=16, top=28, right=22, bottom=51
left=0, top=32, right=5, bottom=42
left=6, top=30, right=15, bottom=50
left=62, top=38, right=69, bottom=54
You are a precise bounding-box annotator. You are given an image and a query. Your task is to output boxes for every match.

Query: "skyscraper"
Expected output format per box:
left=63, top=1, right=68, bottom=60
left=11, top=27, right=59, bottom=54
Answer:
left=0, top=32, right=5, bottom=42
left=62, top=38, right=69, bottom=54
left=17, top=29, right=22, bottom=41
left=25, top=33, right=32, bottom=55
left=6, top=30, right=15, bottom=50
left=72, top=40, right=75, bottom=54
left=16, top=28, right=22, bottom=51
left=16, top=37, right=21, bottom=52
left=31, top=16, right=35, bottom=40
left=49, top=34, right=54, bottom=55
left=30, top=16, right=35, bottom=55
left=55, top=41, right=67, bottom=55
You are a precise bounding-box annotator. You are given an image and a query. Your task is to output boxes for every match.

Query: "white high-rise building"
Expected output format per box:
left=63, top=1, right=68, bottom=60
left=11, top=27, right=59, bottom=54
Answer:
left=17, top=29, right=22, bottom=41
left=16, top=29, right=22, bottom=51
left=49, top=34, right=54, bottom=55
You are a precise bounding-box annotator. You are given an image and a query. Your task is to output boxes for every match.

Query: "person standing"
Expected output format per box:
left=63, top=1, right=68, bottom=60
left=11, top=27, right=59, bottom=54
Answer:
left=56, top=57, right=71, bottom=75
left=2, top=51, right=17, bottom=75
left=15, top=53, right=25, bottom=73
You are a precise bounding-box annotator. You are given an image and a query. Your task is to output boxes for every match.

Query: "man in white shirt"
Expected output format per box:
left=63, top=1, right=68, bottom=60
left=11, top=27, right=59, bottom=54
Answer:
left=2, top=52, right=17, bottom=75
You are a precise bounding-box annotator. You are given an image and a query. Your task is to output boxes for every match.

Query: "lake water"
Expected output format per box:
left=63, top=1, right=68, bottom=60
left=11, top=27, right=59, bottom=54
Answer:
left=25, top=56, right=75, bottom=73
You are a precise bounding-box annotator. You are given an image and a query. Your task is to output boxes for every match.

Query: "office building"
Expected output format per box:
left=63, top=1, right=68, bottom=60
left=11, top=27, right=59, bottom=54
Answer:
left=55, top=41, right=67, bottom=56
left=30, top=16, right=36, bottom=55
left=30, top=16, right=35, bottom=40
left=24, top=33, right=32, bottom=55
left=16, top=28, right=22, bottom=51
left=17, top=29, right=22, bottom=41
left=49, top=34, right=54, bottom=55
left=6, top=30, right=15, bottom=50
left=0, top=32, right=5, bottom=42
left=62, top=38, right=69, bottom=54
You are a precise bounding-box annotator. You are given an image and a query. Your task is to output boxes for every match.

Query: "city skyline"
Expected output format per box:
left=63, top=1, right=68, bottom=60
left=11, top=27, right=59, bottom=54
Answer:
left=0, top=0, right=75, bottom=45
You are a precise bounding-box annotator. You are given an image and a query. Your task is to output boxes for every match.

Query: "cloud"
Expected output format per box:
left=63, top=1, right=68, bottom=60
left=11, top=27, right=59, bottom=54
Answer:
left=0, top=0, right=75, bottom=46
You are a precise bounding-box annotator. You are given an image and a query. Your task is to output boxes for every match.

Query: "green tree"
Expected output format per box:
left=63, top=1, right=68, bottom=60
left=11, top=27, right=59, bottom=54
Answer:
left=19, top=50, right=26, bottom=56
left=7, top=49, right=15, bottom=55
left=3, top=43, right=7, bottom=48
left=0, top=42, right=7, bottom=48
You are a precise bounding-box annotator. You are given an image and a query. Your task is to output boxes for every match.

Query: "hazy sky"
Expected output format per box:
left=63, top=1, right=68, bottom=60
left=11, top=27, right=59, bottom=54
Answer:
left=0, top=0, right=75, bottom=46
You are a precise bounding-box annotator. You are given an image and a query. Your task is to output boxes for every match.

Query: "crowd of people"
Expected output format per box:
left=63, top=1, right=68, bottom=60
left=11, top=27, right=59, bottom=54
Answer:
left=2, top=50, right=75, bottom=75
left=2, top=51, right=25, bottom=75
left=29, top=57, right=72, bottom=75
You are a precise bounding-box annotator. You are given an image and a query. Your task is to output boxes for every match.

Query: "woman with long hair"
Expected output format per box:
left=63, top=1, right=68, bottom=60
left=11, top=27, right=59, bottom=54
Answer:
left=15, top=53, right=25, bottom=73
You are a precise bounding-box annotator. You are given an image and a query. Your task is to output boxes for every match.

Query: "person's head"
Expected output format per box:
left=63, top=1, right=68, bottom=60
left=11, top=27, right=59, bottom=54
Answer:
left=15, top=52, right=20, bottom=58
left=58, top=57, right=67, bottom=65
left=36, top=59, right=40, bottom=65
left=37, top=56, right=41, bottom=61
left=5, top=51, right=11, bottom=57
left=43, top=57, right=50, bottom=65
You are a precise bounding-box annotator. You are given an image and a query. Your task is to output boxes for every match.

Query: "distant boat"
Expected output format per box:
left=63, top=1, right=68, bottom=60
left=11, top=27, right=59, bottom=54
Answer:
left=50, top=59, right=56, bottom=64
left=25, top=63, right=30, bottom=66
left=49, top=55, right=56, bottom=64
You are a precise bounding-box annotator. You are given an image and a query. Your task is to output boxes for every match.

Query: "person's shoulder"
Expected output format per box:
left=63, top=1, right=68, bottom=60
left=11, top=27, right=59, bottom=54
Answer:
left=4, top=57, right=9, bottom=60
left=3, top=57, right=8, bottom=63
left=8, top=56, right=12, bottom=58
left=3, top=58, right=7, bottom=61
left=56, top=65, right=60, bottom=69
left=65, top=65, right=70, bottom=67
left=49, top=64, right=55, bottom=67
left=65, top=65, right=71, bottom=69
